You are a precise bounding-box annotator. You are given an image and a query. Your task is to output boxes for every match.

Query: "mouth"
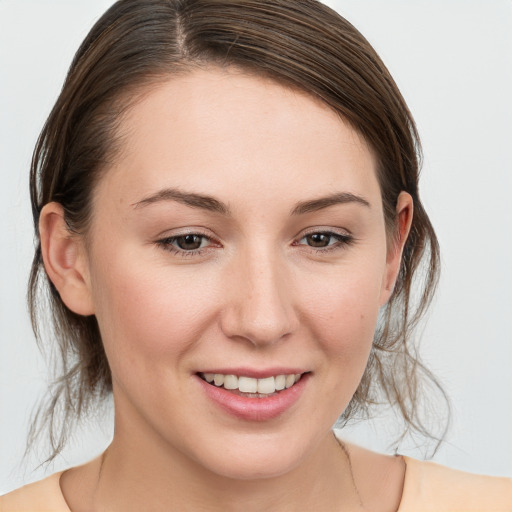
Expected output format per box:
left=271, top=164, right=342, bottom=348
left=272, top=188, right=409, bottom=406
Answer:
left=198, top=372, right=306, bottom=398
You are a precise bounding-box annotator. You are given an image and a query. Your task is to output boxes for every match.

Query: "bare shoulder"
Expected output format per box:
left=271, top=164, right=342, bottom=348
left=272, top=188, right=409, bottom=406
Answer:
left=0, top=455, right=103, bottom=512
left=338, top=438, right=512, bottom=512
left=399, top=456, right=512, bottom=511
left=0, top=472, right=69, bottom=512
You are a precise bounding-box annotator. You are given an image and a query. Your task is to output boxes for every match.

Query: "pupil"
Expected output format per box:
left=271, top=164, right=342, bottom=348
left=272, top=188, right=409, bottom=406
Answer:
left=307, top=233, right=329, bottom=247
left=177, top=235, right=202, bottom=250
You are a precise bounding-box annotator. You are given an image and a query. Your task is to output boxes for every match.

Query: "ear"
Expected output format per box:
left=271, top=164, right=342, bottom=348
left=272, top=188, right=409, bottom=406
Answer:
left=380, top=191, right=413, bottom=305
left=39, top=202, right=95, bottom=316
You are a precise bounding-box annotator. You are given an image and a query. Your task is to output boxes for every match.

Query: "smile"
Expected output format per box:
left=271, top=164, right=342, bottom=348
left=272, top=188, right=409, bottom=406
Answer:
left=197, top=370, right=309, bottom=421
left=199, top=372, right=304, bottom=397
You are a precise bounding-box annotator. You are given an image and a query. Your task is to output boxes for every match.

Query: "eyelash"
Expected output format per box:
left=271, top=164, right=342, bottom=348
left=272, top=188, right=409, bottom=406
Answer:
left=294, top=231, right=355, bottom=254
left=156, top=230, right=355, bottom=258
left=156, top=232, right=214, bottom=258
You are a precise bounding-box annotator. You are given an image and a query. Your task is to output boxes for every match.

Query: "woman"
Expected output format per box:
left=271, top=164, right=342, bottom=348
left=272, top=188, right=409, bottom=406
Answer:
left=1, top=0, right=510, bottom=510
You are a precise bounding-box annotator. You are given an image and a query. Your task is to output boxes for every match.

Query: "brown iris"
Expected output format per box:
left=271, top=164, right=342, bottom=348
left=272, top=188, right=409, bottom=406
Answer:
left=176, top=234, right=204, bottom=250
left=305, top=233, right=332, bottom=248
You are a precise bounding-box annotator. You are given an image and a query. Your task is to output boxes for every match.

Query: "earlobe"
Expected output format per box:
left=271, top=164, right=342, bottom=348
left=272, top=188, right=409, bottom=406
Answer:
left=380, top=192, right=414, bottom=305
left=39, top=202, right=95, bottom=316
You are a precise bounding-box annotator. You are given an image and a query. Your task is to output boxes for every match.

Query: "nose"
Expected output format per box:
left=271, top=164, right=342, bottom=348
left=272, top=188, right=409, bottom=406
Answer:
left=219, top=248, right=298, bottom=347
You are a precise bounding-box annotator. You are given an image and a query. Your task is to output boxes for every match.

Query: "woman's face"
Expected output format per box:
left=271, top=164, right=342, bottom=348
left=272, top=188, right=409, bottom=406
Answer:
left=80, top=67, right=405, bottom=479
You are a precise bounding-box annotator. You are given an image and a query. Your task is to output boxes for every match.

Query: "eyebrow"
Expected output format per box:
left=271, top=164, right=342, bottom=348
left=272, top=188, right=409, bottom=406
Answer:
left=132, top=188, right=231, bottom=215
left=132, top=187, right=370, bottom=216
left=290, top=192, right=370, bottom=215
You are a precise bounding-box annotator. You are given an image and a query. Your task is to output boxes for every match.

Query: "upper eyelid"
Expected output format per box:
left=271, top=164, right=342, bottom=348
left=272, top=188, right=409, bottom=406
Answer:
left=155, top=227, right=217, bottom=241
left=295, top=232, right=353, bottom=247
left=295, top=226, right=353, bottom=239
left=156, top=234, right=353, bottom=257
left=156, top=227, right=352, bottom=241
left=155, top=234, right=217, bottom=257
left=298, top=232, right=350, bottom=240
left=157, top=233, right=218, bottom=248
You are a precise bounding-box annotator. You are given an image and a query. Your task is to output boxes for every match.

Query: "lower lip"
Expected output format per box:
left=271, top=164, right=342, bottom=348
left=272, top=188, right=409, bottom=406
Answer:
left=197, top=374, right=309, bottom=421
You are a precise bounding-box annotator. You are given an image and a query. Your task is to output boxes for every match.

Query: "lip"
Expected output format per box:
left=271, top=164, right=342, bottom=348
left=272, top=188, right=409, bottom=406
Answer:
left=196, top=371, right=310, bottom=421
left=197, top=367, right=307, bottom=379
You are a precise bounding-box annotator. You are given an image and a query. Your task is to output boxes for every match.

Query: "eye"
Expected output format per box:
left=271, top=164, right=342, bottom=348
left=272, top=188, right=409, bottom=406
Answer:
left=296, top=231, right=354, bottom=251
left=156, top=233, right=213, bottom=255
left=173, top=234, right=209, bottom=251
left=302, top=233, right=336, bottom=248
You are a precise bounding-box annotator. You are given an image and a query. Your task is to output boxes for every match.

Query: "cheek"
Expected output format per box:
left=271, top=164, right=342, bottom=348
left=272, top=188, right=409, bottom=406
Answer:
left=88, top=251, right=221, bottom=376
left=303, top=265, right=383, bottom=341
left=298, top=259, right=384, bottom=381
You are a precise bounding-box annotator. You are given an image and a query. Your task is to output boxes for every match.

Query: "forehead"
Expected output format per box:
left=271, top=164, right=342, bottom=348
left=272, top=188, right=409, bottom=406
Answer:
left=98, top=67, right=380, bottom=211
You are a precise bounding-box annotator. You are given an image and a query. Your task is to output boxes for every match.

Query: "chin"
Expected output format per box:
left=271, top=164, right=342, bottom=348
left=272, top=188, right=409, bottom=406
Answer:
left=187, top=431, right=313, bottom=481
left=202, top=451, right=299, bottom=481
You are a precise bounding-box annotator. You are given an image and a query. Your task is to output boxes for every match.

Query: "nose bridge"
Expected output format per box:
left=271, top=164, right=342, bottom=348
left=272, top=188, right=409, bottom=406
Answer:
left=221, top=241, right=296, bottom=346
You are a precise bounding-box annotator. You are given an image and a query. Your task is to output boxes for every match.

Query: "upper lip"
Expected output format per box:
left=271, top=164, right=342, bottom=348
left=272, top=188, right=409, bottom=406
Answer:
left=196, top=368, right=308, bottom=379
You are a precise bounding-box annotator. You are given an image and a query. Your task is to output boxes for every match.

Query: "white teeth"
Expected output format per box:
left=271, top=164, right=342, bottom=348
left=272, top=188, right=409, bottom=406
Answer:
left=285, top=374, right=296, bottom=389
left=275, top=375, right=286, bottom=391
left=203, top=372, right=303, bottom=394
left=257, top=376, right=276, bottom=394
left=223, top=374, right=238, bottom=390
left=238, top=376, right=258, bottom=393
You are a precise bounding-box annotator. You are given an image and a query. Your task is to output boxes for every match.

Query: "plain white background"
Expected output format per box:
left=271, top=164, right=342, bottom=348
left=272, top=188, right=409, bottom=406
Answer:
left=1, top=0, right=511, bottom=494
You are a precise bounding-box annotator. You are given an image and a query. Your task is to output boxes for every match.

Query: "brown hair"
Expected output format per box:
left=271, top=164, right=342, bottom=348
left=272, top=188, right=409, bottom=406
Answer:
left=28, top=0, right=448, bottom=461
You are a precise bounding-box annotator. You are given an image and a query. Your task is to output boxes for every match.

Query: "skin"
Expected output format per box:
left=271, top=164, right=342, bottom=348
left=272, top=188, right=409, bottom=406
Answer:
left=40, top=67, right=412, bottom=511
